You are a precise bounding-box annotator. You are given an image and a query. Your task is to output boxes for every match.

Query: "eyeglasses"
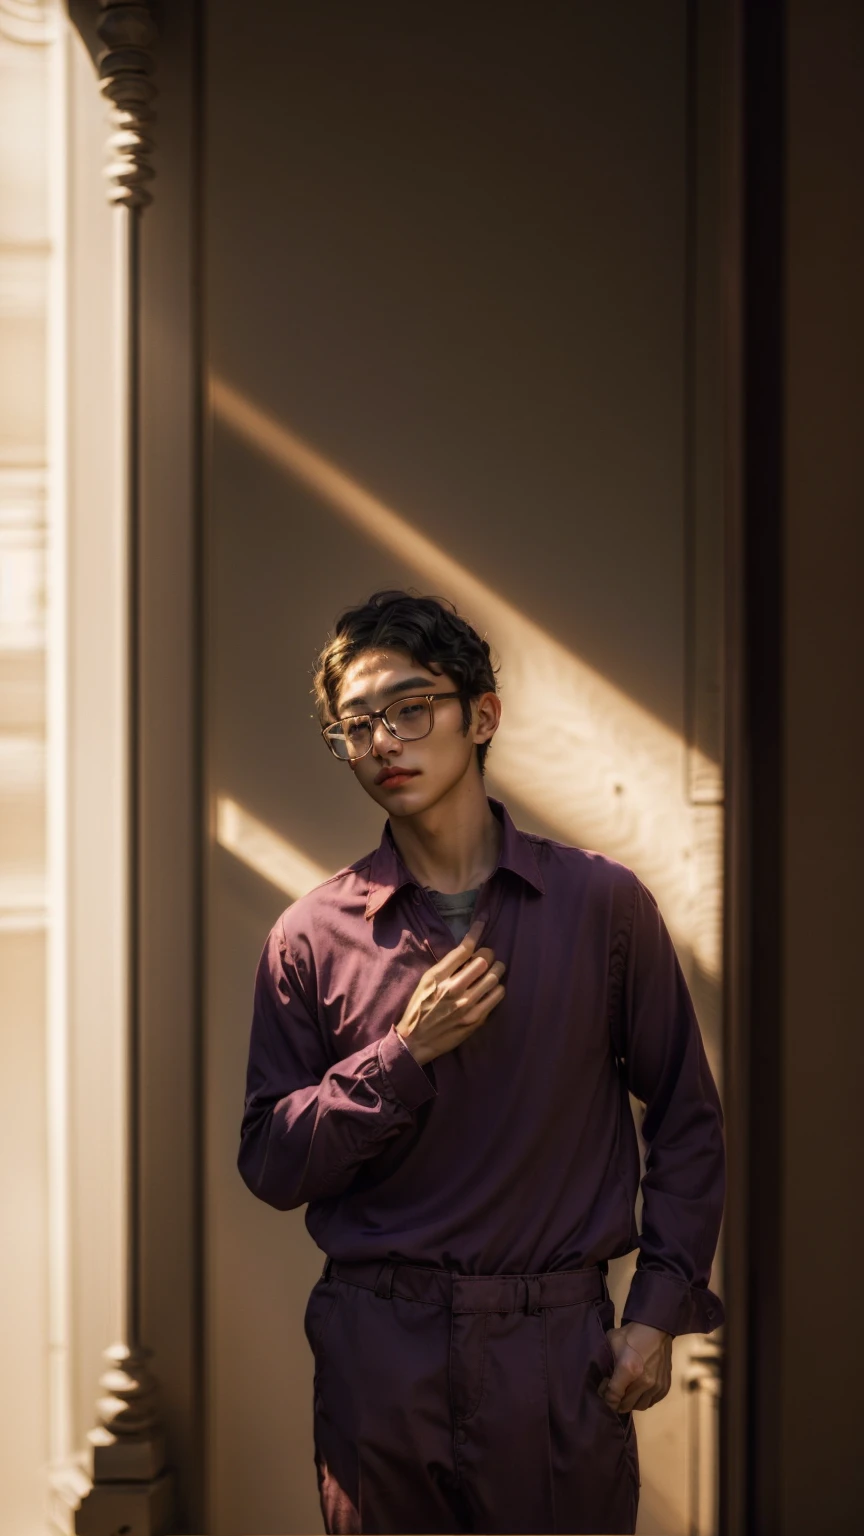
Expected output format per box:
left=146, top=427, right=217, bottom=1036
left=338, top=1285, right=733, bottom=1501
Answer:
left=321, top=692, right=464, bottom=761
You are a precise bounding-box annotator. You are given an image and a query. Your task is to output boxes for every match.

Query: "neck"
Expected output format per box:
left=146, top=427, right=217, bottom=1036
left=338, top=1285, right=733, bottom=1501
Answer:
left=387, top=773, right=502, bottom=894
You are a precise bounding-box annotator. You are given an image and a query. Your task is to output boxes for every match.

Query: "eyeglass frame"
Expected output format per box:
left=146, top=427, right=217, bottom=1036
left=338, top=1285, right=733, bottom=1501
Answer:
left=320, top=691, right=466, bottom=761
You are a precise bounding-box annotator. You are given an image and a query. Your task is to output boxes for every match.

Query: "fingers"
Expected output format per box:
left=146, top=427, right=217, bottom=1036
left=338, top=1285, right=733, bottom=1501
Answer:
left=618, top=1379, right=661, bottom=1412
left=435, top=919, right=486, bottom=977
left=599, top=1357, right=641, bottom=1411
left=442, top=948, right=496, bottom=993
left=472, top=946, right=496, bottom=966
left=602, top=1350, right=669, bottom=1414
left=460, top=980, right=506, bottom=1026
left=447, top=954, right=505, bottom=1003
left=465, top=960, right=506, bottom=999
left=606, top=1327, right=672, bottom=1413
left=422, top=919, right=507, bottom=1041
left=599, top=1374, right=626, bottom=1411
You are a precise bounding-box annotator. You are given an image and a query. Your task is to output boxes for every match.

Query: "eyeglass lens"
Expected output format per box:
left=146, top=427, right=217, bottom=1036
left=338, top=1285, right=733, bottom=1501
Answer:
left=329, top=697, right=432, bottom=759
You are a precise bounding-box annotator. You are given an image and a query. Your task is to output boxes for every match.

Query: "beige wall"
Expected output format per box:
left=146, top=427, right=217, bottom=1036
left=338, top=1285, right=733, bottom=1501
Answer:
left=204, top=6, right=725, bottom=1536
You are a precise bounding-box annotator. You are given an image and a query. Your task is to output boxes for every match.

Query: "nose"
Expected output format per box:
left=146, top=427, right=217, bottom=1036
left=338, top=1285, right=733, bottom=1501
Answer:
left=371, top=716, right=400, bottom=754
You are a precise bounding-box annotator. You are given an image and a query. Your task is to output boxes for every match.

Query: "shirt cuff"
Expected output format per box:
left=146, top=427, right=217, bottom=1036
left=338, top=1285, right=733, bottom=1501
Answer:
left=377, top=1026, right=438, bottom=1111
left=621, top=1267, right=725, bottom=1337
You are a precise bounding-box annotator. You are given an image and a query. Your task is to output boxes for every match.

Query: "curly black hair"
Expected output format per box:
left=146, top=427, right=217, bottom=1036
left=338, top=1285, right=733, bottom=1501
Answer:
left=311, top=589, right=500, bottom=774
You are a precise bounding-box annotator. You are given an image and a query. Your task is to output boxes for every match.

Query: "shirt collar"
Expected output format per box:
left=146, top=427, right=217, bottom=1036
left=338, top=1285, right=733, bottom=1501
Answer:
left=364, top=795, right=545, bottom=920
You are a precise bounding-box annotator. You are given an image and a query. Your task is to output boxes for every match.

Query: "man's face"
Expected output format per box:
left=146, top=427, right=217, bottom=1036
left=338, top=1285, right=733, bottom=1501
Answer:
left=330, top=647, right=499, bottom=815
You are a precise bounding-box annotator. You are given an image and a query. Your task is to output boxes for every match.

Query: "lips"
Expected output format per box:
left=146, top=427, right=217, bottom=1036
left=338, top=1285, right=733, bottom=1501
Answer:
left=376, top=768, right=420, bottom=786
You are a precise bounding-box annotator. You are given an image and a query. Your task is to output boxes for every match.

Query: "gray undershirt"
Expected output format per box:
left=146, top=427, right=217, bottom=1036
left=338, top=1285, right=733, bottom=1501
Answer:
left=425, top=887, right=480, bottom=944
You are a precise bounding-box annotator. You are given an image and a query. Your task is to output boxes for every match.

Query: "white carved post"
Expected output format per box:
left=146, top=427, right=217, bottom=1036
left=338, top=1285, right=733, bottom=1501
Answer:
left=684, top=1335, right=723, bottom=1536
left=74, top=5, right=174, bottom=1533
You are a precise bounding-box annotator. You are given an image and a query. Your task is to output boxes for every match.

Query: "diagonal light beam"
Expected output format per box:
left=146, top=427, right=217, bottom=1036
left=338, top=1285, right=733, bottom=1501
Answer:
left=217, top=796, right=330, bottom=902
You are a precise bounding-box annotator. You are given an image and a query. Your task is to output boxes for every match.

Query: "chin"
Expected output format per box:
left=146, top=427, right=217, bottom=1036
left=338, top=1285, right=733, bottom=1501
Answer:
left=373, top=780, right=427, bottom=812
left=358, top=764, right=468, bottom=812
left=385, top=777, right=462, bottom=816
left=358, top=775, right=416, bottom=810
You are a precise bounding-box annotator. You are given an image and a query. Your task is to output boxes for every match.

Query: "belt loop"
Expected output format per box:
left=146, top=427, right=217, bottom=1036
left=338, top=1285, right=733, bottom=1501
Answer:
left=524, top=1277, right=542, bottom=1315
left=374, top=1261, right=396, bottom=1300
left=322, top=1256, right=333, bottom=1282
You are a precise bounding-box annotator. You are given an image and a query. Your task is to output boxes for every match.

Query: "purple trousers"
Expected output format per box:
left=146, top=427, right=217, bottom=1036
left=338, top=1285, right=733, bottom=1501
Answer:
left=304, top=1258, right=640, bottom=1535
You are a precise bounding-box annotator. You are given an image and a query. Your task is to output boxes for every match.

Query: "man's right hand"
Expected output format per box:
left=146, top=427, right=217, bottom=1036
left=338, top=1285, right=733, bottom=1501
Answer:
left=395, top=919, right=506, bottom=1067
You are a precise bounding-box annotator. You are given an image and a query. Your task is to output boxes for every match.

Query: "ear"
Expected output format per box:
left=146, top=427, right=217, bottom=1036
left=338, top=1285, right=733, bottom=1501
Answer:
left=473, top=690, right=501, bottom=744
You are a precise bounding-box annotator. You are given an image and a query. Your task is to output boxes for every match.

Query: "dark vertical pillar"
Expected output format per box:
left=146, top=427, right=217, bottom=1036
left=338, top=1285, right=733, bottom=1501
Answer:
left=781, top=2, right=864, bottom=1530
left=725, top=2, right=864, bottom=1531
left=722, top=2, right=786, bottom=1534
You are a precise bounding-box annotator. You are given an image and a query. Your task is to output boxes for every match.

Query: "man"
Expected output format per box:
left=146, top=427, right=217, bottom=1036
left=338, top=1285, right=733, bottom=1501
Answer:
left=238, top=588, right=726, bottom=1536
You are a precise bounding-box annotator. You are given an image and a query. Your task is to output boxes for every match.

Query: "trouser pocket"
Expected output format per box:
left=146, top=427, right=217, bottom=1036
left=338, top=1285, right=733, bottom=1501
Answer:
left=304, top=1276, right=339, bottom=1355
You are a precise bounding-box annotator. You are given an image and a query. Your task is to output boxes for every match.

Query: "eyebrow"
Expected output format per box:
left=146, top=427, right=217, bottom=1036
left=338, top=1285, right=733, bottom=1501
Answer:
left=338, top=676, right=441, bottom=714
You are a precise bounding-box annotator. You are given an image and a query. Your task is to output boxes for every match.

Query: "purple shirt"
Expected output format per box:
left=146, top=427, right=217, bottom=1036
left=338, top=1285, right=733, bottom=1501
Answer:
left=238, top=796, right=725, bottom=1336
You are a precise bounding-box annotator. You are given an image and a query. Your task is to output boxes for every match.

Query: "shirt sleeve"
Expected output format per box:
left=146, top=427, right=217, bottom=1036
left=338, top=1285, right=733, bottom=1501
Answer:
left=614, top=874, right=726, bottom=1337
left=237, top=916, right=437, bottom=1211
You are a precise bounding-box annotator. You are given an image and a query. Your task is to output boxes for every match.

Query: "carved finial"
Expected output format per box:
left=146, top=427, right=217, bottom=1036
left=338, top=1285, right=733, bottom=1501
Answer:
left=96, top=1, right=157, bottom=209
left=92, top=1341, right=160, bottom=1438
